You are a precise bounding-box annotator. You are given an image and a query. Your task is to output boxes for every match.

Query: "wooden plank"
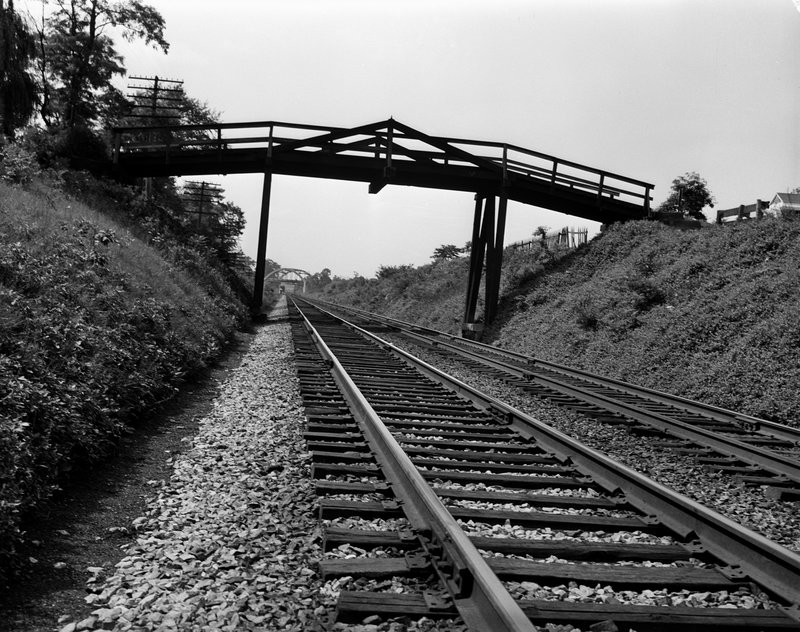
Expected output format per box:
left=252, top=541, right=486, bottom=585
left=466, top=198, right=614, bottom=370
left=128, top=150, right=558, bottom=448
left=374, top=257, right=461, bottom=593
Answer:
left=322, top=528, right=693, bottom=562
left=336, top=591, right=456, bottom=620
left=320, top=557, right=422, bottom=579
left=447, top=506, right=653, bottom=531
left=335, top=592, right=799, bottom=629
left=517, top=599, right=799, bottom=630
left=404, top=447, right=561, bottom=465
left=311, top=464, right=379, bottom=478
left=319, top=499, right=402, bottom=520
left=421, top=470, right=592, bottom=489
left=319, top=499, right=652, bottom=531
left=323, top=527, right=411, bottom=551
left=396, top=439, right=534, bottom=452
left=433, top=487, right=620, bottom=509
left=316, top=480, right=376, bottom=495
left=311, top=450, right=372, bottom=464
left=470, top=536, right=694, bottom=562
left=410, top=458, right=574, bottom=475
left=487, top=559, right=737, bottom=590
left=306, top=440, right=368, bottom=452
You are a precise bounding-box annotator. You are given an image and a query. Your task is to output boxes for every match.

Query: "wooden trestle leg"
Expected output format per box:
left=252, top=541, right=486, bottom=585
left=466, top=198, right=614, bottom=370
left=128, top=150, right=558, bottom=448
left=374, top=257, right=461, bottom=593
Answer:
left=462, top=193, right=507, bottom=339
left=252, top=171, right=273, bottom=313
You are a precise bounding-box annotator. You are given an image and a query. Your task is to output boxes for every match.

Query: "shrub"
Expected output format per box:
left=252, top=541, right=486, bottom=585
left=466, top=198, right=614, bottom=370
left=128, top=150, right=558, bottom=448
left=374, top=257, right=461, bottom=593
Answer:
left=0, top=181, right=245, bottom=587
left=0, top=143, right=41, bottom=184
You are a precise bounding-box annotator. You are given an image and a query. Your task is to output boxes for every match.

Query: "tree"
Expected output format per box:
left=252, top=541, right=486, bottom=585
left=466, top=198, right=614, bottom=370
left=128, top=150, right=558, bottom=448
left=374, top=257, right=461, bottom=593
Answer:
left=0, top=0, right=38, bottom=137
left=657, top=172, right=715, bottom=220
left=37, top=0, right=168, bottom=130
left=204, top=200, right=245, bottom=263
left=431, top=244, right=461, bottom=261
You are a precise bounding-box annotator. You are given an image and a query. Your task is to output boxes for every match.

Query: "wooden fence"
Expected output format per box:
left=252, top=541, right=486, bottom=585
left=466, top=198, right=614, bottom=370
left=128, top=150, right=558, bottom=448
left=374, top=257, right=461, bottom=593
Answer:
left=510, top=227, right=589, bottom=251
left=716, top=199, right=769, bottom=224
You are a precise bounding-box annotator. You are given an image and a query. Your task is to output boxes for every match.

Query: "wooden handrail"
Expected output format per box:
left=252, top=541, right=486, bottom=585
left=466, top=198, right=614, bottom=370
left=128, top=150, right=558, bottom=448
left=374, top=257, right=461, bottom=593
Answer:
left=111, top=119, right=654, bottom=208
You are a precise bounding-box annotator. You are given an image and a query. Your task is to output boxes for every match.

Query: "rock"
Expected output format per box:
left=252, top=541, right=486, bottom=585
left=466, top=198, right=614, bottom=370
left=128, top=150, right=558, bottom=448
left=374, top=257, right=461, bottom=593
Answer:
left=75, top=615, right=98, bottom=630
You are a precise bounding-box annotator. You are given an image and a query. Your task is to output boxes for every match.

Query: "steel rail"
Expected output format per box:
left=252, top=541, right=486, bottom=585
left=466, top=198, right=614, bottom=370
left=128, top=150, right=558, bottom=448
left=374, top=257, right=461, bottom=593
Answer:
left=307, top=297, right=800, bottom=445
left=292, top=299, right=537, bottom=632
left=383, top=325, right=800, bottom=488
left=298, top=299, right=800, bottom=607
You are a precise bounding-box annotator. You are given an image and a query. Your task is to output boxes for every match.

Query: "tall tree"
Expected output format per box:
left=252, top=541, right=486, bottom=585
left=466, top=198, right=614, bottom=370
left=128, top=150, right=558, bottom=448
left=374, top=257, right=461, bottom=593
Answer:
left=0, top=0, right=37, bottom=137
left=657, top=172, right=715, bottom=220
left=39, top=0, right=168, bottom=130
left=431, top=244, right=462, bottom=261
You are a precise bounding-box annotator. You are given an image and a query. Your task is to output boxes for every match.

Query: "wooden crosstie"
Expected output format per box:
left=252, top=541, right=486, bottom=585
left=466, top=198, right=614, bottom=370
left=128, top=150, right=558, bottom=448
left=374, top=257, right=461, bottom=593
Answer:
left=111, top=118, right=654, bottom=336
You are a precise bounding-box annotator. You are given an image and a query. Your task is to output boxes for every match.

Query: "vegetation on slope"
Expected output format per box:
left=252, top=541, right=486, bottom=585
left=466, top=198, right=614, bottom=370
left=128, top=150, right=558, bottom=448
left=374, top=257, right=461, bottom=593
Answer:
left=491, top=219, right=800, bottom=426
left=0, top=0, right=265, bottom=592
left=0, top=178, right=249, bottom=585
left=312, top=218, right=800, bottom=427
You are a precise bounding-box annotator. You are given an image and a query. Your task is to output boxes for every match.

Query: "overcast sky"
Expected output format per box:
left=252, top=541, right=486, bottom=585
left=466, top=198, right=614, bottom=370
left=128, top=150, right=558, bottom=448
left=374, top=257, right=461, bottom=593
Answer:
left=28, top=0, right=800, bottom=277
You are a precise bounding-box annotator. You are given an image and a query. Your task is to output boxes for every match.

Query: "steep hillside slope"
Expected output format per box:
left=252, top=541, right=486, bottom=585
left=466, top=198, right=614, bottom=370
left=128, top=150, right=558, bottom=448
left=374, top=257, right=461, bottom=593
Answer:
left=490, top=220, right=800, bottom=426
left=0, top=180, right=247, bottom=583
left=315, top=219, right=800, bottom=427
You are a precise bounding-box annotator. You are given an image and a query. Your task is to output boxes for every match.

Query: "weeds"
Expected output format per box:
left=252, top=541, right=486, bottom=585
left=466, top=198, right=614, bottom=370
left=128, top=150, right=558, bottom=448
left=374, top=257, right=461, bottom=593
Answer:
left=0, top=181, right=245, bottom=586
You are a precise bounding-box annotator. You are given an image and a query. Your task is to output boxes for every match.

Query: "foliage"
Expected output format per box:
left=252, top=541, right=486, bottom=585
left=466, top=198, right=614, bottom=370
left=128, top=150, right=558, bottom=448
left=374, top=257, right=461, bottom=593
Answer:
left=0, top=179, right=249, bottom=586
left=0, top=1, right=38, bottom=137
left=493, top=219, right=800, bottom=427
left=0, top=141, right=40, bottom=183
left=34, top=0, right=167, bottom=130
left=431, top=243, right=462, bottom=261
left=305, top=267, right=331, bottom=293
left=657, top=171, right=714, bottom=220
left=376, top=263, right=414, bottom=279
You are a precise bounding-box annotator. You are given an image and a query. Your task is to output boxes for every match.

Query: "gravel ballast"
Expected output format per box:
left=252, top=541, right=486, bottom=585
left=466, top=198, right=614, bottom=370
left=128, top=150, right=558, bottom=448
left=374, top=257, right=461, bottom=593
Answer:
left=62, top=322, right=331, bottom=632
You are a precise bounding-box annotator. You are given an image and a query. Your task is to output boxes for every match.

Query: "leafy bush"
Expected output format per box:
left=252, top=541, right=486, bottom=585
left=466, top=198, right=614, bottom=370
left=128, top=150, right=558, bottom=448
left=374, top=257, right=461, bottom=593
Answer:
left=0, top=143, right=41, bottom=184
left=0, top=182, right=245, bottom=587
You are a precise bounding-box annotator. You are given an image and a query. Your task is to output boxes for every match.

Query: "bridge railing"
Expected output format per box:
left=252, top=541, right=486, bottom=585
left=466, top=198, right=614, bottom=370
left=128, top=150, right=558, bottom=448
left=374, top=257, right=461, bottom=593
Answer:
left=112, top=120, right=653, bottom=213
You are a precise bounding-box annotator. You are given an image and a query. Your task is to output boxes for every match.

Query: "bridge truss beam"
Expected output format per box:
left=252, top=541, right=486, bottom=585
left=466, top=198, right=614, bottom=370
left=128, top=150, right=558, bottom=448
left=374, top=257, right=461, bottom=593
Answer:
left=110, top=118, right=654, bottom=327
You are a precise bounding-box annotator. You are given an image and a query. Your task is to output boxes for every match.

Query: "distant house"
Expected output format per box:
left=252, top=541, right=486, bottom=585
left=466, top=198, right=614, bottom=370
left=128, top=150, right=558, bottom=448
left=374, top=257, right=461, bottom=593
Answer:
left=768, top=192, right=800, bottom=218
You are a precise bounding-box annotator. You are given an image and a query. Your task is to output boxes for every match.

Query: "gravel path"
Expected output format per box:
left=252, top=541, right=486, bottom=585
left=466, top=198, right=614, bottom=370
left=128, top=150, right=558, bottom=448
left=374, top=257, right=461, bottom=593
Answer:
left=61, top=323, right=331, bottom=632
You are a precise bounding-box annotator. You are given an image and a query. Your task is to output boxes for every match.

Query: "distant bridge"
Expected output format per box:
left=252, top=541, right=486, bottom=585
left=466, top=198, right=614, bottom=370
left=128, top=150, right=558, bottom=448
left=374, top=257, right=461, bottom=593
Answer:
left=264, top=267, right=310, bottom=294
left=111, top=118, right=653, bottom=336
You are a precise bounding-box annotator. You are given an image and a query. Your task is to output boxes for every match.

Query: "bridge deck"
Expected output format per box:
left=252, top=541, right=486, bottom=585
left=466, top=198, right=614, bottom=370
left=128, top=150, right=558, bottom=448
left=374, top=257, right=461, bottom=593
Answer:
left=112, top=119, right=653, bottom=224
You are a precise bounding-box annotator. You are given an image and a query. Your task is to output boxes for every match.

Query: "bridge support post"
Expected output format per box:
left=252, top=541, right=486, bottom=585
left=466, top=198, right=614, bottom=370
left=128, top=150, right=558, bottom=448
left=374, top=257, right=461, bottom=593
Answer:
left=252, top=171, right=273, bottom=313
left=462, top=194, right=507, bottom=339
left=485, top=195, right=507, bottom=325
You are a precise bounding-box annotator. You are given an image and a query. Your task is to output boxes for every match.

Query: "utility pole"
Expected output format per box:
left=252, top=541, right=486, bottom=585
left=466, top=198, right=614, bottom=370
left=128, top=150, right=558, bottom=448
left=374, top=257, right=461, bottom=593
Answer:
left=127, top=76, right=184, bottom=198
left=181, top=180, right=223, bottom=228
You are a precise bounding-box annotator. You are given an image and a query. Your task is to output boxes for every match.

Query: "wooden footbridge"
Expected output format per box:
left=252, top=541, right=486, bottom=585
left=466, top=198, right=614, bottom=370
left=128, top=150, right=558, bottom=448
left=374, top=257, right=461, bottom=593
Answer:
left=111, top=118, right=654, bottom=336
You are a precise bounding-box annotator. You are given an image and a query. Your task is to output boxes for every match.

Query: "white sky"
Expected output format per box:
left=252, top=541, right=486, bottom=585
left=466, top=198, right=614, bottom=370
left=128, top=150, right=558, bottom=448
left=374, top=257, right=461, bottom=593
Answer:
left=26, top=0, right=800, bottom=277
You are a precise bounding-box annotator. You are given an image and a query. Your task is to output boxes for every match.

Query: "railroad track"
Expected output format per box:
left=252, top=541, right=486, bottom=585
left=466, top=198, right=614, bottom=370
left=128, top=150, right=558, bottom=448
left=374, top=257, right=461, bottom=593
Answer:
left=299, top=297, right=800, bottom=502
left=288, top=299, right=800, bottom=631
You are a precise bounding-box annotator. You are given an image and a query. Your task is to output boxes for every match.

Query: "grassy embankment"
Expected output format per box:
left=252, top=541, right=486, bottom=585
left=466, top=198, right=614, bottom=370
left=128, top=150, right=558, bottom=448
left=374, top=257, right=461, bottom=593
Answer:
left=313, top=219, right=800, bottom=427
left=0, top=179, right=247, bottom=584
